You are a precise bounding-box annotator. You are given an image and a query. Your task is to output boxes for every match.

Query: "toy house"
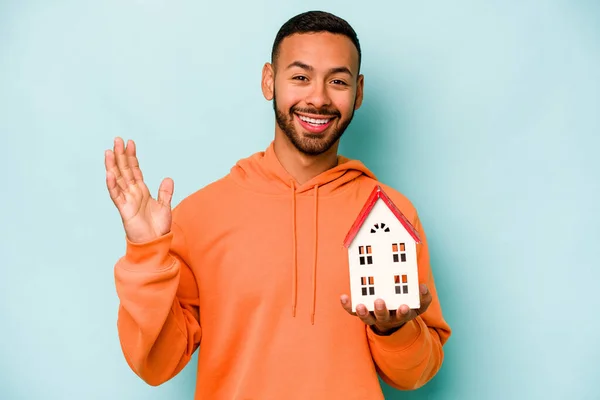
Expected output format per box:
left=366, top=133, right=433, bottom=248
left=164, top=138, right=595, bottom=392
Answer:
left=343, top=185, right=422, bottom=312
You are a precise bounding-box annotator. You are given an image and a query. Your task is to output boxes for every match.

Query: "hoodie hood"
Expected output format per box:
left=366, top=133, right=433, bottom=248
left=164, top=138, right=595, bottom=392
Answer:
left=228, top=141, right=377, bottom=324
left=229, top=141, right=377, bottom=196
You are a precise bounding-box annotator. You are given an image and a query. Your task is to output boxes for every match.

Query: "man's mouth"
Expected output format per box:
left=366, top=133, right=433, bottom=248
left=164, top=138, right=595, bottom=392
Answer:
left=295, top=113, right=335, bottom=133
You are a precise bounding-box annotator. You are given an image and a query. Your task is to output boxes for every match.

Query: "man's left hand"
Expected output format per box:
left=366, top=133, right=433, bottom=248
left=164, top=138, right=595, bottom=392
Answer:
left=340, top=283, right=433, bottom=335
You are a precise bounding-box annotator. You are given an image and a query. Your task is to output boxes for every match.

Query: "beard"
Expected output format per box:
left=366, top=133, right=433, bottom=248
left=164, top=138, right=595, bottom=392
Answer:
left=273, top=91, right=355, bottom=156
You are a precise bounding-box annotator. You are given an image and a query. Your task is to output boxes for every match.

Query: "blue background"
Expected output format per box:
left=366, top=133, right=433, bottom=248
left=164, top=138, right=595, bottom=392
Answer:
left=1, top=1, right=599, bottom=399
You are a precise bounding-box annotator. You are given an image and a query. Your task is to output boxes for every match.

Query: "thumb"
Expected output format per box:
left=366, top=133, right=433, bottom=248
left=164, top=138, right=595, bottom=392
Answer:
left=157, top=177, right=174, bottom=208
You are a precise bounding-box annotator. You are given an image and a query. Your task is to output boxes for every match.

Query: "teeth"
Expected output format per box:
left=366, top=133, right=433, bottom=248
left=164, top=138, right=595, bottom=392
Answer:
left=298, top=115, right=331, bottom=125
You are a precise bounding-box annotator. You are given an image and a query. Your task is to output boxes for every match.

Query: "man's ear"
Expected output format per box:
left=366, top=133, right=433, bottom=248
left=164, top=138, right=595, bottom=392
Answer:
left=262, top=62, right=274, bottom=101
left=354, top=74, right=364, bottom=110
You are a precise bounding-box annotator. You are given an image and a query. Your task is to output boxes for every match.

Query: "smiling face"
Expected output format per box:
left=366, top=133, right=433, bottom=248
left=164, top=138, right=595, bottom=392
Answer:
left=262, top=32, right=364, bottom=156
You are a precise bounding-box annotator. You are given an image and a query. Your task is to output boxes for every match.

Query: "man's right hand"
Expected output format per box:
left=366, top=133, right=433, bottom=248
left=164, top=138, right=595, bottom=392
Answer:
left=105, top=137, right=174, bottom=243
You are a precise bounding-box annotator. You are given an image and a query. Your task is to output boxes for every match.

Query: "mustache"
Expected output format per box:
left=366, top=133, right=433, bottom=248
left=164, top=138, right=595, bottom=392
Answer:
left=291, top=106, right=341, bottom=118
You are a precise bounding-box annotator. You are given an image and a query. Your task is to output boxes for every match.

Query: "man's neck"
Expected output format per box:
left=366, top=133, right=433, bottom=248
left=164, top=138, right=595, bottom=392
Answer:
left=273, top=131, right=339, bottom=185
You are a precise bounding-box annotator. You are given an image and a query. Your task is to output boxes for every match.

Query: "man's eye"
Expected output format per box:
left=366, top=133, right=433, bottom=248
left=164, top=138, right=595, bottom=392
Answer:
left=293, top=76, right=308, bottom=81
left=332, top=80, right=347, bottom=85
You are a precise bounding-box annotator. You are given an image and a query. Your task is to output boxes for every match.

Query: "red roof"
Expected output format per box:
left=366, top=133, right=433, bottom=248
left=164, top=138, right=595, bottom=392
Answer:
left=343, top=185, right=421, bottom=248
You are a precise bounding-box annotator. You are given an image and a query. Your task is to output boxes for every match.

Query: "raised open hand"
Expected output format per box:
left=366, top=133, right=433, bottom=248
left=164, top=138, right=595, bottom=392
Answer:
left=105, top=137, right=174, bottom=243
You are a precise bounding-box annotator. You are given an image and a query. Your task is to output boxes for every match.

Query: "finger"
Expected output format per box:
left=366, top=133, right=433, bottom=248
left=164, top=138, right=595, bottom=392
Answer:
left=105, top=169, right=125, bottom=206
left=109, top=138, right=128, bottom=191
left=416, top=284, right=433, bottom=316
left=340, top=294, right=355, bottom=315
left=355, top=304, right=377, bottom=325
left=126, top=139, right=144, bottom=183
left=157, top=177, right=174, bottom=208
left=104, top=148, right=117, bottom=175
left=105, top=150, right=124, bottom=201
left=393, top=304, right=411, bottom=324
left=373, top=299, right=390, bottom=323
left=114, top=137, right=136, bottom=187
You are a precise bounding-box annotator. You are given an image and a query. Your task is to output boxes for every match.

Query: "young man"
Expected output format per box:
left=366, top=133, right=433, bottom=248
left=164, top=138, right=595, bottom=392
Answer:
left=105, top=10, right=451, bottom=400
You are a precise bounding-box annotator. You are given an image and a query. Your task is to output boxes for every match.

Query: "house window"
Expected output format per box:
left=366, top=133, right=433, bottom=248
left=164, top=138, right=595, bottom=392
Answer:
left=392, top=242, right=406, bottom=262
left=358, top=245, right=373, bottom=265
left=394, top=275, right=408, bottom=294
left=371, top=222, right=391, bottom=233
left=361, top=276, right=375, bottom=296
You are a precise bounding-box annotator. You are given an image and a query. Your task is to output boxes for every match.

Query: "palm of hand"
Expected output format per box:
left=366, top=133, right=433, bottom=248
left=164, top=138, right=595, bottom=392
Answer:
left=105, top=137, right=174, bottom=243
left=121, top=192, right=172, bottom=243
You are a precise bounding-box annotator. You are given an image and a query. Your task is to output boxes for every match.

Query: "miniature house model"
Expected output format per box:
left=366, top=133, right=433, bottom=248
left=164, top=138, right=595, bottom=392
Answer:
left=343, top=185, right=422, bottom=312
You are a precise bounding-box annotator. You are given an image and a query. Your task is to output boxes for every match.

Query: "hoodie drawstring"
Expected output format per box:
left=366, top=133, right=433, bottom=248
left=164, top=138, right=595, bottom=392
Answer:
left=311, top=184, right=319, bottom=325
left=290, top=180, right=320, bottom=325
left=291, top=180, right=298, bottom=317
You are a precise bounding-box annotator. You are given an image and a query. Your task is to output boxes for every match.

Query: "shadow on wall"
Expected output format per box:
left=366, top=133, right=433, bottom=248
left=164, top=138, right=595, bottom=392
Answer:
left=339, top=81, right=454, bottom=400
left=338, top=87, right=387, bottom=178
left=338, top=79, right=411, bottom=189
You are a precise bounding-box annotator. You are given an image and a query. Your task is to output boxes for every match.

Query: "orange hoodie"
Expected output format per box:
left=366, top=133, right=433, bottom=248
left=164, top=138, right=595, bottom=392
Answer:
left=114, top=141, right=451, bottom=399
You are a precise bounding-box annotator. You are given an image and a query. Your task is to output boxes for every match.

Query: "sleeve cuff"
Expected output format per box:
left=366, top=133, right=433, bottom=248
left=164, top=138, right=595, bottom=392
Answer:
left=367, top=317, right=424, bottom=352
left=120, top=232, right=175, bottom=272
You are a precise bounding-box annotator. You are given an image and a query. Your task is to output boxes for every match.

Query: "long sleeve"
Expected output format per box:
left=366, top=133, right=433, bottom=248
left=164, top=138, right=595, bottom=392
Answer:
left=113, top=212, right=202, bottom=387
left=367, top=214, right=451, bottom=390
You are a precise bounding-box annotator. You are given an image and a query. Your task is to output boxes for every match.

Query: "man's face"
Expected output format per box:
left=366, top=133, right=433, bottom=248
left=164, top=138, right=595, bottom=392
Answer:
left=263, top=32, right=364, bottom=156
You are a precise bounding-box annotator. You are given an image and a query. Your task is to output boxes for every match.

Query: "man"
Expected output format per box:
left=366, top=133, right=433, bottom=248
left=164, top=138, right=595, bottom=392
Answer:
left=105, top=10, right=451, bottom=400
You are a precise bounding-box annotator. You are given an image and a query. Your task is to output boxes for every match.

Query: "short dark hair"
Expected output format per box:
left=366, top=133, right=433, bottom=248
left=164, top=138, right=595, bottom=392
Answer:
left=271, top=11, right=362, bottom=72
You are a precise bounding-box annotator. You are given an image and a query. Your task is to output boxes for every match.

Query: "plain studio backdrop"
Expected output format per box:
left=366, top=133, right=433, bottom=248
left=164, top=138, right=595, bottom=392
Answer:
left=1, top=1, right=599, bottom=399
